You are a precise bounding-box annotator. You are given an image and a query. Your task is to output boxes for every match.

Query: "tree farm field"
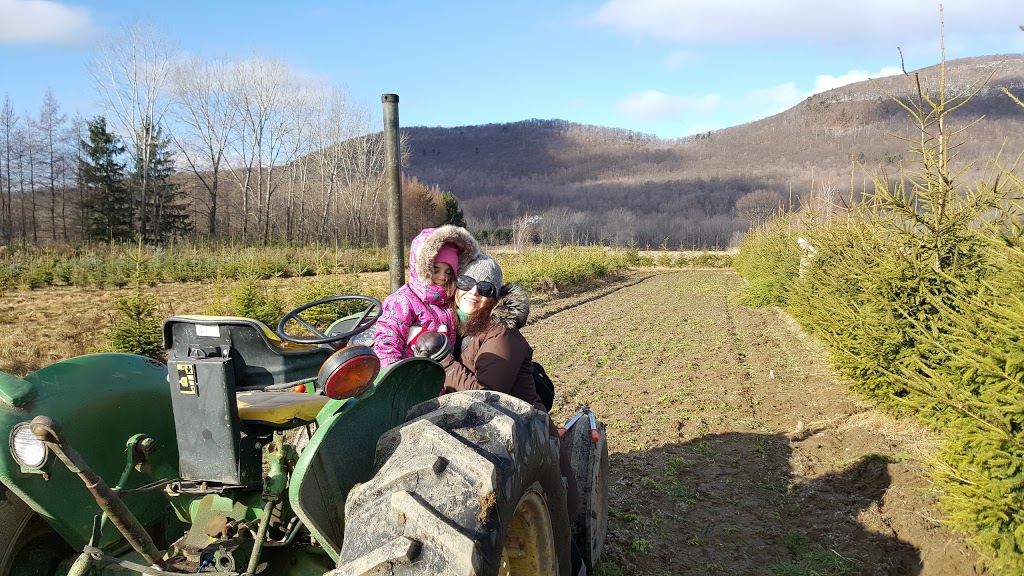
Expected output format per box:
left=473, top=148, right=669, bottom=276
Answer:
left=526, top=270, right=984, bottom=576
left=0, top=268, right=985, bottom=575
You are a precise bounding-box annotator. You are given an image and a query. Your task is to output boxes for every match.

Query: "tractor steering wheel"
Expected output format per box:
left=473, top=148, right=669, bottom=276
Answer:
left=276, top=295, right=382, bottom=346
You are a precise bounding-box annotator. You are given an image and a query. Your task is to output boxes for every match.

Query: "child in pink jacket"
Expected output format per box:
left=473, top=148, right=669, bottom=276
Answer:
left=373, top=225, right=479, bottom=367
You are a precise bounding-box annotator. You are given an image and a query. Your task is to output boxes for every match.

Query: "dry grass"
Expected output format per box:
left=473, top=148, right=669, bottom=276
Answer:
left=0, top=272, right=391, bottom=377
left=837, top=410, right=941, bottom=457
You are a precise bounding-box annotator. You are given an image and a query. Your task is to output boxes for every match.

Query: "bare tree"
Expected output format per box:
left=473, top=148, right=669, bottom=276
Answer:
left=90, top=22, right=175, bottom=239
left=15, top=129, right=29, bottom=242
left=0, top=95, right=17, bottom=242
left=37, top=90, right=69, bottom=241
left=818, top=180, right=836, bottom=226
left=735, top=189, right=784, bottom=228
left=512, top=214, right=542, bottom=252
left=170, top=55, right=238, bottom=239
left=539, top=206, right=591, bottom=245
left=226, top=56, right=295, bottom=243
left=280, top=77, right=320, bottom=243
left=329, top=100, right=389, bottom=245
left=308, top=87, right=348, bottom=242
left=20, top=118, right=39, bottom=243
left=304, top=87, right=386, bottom=244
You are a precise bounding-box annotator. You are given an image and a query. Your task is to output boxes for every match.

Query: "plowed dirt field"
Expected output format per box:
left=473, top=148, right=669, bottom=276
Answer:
left=525, top=269, right=985, bottom=576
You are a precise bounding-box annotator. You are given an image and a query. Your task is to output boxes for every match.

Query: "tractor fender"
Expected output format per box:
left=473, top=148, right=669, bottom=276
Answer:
left=289, top=357, right=445, bottom=562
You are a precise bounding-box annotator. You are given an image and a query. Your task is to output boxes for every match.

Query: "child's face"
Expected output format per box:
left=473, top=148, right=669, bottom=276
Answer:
left=431, top=262, right=453, bottom=286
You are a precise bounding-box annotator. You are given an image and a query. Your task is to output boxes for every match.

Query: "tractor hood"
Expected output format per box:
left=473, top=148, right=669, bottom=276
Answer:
left=0, top=353, right=179, bottom=551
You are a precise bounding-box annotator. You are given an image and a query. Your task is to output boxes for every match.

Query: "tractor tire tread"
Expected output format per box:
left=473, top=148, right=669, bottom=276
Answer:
left=334, top=390, right=569, bottom=576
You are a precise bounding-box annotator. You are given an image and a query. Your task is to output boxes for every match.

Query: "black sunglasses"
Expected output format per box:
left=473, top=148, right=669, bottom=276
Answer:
left=456, top=275, right=497, bottom=298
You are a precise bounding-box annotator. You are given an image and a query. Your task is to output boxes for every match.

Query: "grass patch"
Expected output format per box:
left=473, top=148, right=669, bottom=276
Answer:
left=627, top=538, right=652, bottom=557
left=767, top=550, right=856, bottom=576
left=608, top=508, right=641, bottom=523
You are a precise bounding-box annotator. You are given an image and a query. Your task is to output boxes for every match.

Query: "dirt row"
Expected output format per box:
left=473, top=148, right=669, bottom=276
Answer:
left=523, top=269, right=984, bottom=576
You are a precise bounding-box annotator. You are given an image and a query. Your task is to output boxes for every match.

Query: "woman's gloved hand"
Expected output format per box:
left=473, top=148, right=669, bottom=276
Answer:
left=411, top=331, right=451, bottom=362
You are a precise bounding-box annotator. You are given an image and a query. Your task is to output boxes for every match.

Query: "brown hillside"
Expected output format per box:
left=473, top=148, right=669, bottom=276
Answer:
left=402, top=55, right=1024, bottom=248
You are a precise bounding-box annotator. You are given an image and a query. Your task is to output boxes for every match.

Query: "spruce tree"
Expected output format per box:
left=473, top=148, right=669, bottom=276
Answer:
left=135, top=122, right=191, bottom=243
left=80, top=116, right=133, bottom=241
left=105, top=246, right=164, bottom=360
left=441, top=191, right=466, bottom=227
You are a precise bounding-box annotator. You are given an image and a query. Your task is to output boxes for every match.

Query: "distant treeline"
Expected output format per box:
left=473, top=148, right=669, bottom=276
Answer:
left=5, top=37, right=1024, bottom=252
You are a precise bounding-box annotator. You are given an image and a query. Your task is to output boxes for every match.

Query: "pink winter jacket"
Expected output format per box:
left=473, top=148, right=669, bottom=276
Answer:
left=373, top=226, right=479, bottom=367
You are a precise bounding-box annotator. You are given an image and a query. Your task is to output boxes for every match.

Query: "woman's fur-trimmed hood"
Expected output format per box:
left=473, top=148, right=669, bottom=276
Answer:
left=409, top=225, right=480, bottom=284
left=491, top=283, right=530, bottom=329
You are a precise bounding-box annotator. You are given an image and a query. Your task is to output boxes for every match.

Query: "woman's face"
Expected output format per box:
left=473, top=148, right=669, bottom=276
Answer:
left=455, top=285, right=493, bottom=316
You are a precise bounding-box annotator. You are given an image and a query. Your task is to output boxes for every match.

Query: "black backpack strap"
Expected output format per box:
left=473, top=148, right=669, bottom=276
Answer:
left=533, top=361, right=555, bottom=412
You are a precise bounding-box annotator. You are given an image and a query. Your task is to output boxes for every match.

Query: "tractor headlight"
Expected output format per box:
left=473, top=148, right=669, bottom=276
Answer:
left=10, top=422, right=49, bottom=469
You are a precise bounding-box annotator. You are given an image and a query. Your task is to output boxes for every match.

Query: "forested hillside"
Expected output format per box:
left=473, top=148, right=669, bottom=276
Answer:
left=2, top=45, right=1023, bottom=250
left=403, top=55, right=1024, bottom=248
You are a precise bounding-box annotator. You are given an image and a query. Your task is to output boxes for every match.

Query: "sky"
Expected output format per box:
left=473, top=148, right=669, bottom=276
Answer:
left=1, top=0, right=1023, bottom=140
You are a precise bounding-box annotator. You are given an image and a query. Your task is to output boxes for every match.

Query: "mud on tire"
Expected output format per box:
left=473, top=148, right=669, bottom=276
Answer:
left=334, top=390, right=572, bottom=576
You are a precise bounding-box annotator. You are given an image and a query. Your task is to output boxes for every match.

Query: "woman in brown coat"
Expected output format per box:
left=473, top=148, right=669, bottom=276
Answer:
left=438, top=254, right=542, bottom=407
left=439, top=254, right=587, bottom=575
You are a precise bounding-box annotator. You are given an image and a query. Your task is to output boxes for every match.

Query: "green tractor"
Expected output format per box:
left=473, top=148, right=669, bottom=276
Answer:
left=0, top=294, right=608, bottom=575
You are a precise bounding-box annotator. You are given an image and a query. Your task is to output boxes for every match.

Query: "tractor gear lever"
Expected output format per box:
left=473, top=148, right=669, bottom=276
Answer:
left=411, top=331, right=451, bottom=363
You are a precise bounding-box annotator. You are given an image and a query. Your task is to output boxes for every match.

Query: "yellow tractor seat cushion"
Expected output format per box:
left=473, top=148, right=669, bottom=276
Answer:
left=236, top=391, right=330, bottom=426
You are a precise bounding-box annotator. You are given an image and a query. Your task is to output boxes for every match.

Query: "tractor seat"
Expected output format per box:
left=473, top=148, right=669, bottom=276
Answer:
left=163, top=315, right=333, bottom=389
left=236, top=391, right=330, bottom=428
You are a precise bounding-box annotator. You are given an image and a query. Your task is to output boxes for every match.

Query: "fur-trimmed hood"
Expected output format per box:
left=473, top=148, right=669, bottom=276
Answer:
left=491, top=283, right=530, bottom=329
left=408, top=225, right=480, bottom=285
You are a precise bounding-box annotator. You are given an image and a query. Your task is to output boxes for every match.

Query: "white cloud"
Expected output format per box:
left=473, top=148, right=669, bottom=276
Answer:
left=727, top=69, right=904, bottom=120
left=0, top=0, right=94, bottom=45
left=812, top=67, right=903, bottom=93
left=615, top=90, right=720, bottom=122
left=587, top=0, right=1022, bottom=44
left=619, top=64, right=902, bottom=132
left=743, top=82, right=805, bottom=111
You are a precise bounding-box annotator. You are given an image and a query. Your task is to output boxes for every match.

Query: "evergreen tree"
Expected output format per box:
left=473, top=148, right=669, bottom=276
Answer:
left=80, top=116, right=133, bottom=241
left=105, top=247, right=164, bottom=360
left=441, top=191, right=466, bottom=227
left=135, top=122, right=191, bottom=243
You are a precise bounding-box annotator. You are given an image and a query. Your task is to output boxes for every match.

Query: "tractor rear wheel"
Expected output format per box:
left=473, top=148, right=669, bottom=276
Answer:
left=0, top=488, right=74, bottom=576
left=334, top=390, right=572, bottom=575
left=562, top=414, right=609, bottom=571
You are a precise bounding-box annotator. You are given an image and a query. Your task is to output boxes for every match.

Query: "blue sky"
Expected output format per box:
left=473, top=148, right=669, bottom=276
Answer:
left=2, top=0, right=1023, bottom=140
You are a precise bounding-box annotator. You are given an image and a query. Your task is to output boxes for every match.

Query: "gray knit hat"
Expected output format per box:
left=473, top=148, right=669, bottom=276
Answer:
left=461, top=254, right=502, bottom=288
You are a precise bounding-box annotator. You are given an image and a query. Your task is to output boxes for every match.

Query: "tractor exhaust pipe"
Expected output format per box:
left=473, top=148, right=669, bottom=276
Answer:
left=382, top=94, right=404, bottom=293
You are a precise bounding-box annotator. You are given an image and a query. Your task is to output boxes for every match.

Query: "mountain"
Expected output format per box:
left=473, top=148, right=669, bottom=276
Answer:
left=400, top=55, right=1024, bottom=248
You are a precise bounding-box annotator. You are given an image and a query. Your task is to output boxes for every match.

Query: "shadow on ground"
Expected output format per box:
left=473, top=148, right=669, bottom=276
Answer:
left=597, top=432, right=921, bottom=576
